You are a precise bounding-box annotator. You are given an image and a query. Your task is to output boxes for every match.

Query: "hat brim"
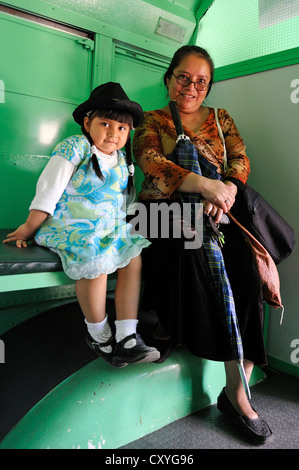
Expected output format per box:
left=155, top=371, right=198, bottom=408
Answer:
left=73, top=96, right=144, bottom=128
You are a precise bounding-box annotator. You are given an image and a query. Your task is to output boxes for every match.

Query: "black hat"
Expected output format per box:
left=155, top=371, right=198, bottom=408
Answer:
left=73, top=82, right=144, bottom=128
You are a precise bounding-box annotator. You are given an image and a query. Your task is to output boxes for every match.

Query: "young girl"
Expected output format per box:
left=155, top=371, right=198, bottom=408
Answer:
left=3, top=82, right=160, bottom=367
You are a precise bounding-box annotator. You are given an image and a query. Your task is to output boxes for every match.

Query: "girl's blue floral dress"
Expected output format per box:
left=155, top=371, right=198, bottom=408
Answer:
left=35, top=135, right=150, bottom=280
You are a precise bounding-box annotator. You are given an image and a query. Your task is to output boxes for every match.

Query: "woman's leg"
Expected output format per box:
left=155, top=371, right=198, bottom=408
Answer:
left=224, top=359, right=258, bottom=419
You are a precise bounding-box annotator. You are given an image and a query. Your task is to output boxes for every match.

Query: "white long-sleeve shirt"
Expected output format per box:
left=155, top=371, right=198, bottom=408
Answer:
left=29, top=149, right=136, bottom=215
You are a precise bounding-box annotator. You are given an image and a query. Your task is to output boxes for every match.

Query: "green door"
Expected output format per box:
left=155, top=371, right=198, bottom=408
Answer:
left=114, top=43, right=169, bottom=192
left=0, top=11, right=93, bottom=227
left=114, top=42, right=169, bottom=112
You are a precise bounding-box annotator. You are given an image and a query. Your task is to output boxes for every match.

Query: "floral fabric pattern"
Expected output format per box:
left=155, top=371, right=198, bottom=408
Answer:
left=35, top=135, right=150, bottom=280
left=133, top=108, right=250, bottom=200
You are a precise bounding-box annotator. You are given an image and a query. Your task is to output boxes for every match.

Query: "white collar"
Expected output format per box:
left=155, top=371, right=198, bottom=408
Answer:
left=90, top=144, right=134, bottom=174
left=91, top=145, right=117, bottom=160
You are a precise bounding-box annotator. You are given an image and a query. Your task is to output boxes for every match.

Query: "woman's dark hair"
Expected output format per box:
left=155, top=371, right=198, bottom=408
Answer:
left=82, top=109, right=134, bottom=193
left=163, top=45, right=214, bottom=97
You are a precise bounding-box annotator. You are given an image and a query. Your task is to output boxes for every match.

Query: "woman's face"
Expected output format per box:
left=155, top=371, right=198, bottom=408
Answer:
left=166, top=54, right=211, bottom=114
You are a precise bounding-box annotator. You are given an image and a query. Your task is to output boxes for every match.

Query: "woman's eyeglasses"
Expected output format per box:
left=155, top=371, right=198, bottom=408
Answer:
left=172, top=73, right=210, bottom=91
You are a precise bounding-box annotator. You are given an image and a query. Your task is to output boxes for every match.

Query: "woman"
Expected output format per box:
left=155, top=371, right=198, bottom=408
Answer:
left=133, top=45, right=272, bottom=444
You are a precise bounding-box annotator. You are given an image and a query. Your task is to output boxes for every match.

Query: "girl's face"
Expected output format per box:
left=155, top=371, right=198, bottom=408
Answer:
left=84, top=116, right=130, bottom=155
left=166, top=54, right=211, bottom=114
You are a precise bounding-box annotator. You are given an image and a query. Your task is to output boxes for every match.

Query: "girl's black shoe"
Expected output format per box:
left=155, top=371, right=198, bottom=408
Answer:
left=113, top=333, right=160, bottom=366
left=85, top=333, right=126, bottom=368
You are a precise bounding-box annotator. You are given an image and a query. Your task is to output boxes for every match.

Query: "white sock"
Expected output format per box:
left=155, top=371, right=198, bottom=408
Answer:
left=115, top=319, right=138, bottom=348
left=85, top=316, right=112, bottom=353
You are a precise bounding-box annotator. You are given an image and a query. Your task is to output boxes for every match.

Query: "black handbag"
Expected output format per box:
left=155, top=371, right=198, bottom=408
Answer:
left=230, top=184, right=295, bottom=264
left=215, top=108, right=295, bottom=264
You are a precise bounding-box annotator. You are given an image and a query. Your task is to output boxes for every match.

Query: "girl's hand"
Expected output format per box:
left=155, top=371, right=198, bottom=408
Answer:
left=3, top=224, right=37, bottom=248
left=3, top=210, right=48, bottom=248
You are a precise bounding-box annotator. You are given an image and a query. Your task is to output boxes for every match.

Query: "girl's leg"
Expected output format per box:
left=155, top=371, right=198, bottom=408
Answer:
left=76, top=275, right=107, bottom=323
left=114, top=255, right=141, bottom=346
left=113, top=255, right=160, bottom=363
left=114, top=255, right=141, bottom=320
left=76, top=275, right=112, bottom=353
left=224, top=359, right=258, bottom=419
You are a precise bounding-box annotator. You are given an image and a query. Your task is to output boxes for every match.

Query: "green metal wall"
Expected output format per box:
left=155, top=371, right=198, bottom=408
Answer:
left=0, top=11, right=92, bottom=227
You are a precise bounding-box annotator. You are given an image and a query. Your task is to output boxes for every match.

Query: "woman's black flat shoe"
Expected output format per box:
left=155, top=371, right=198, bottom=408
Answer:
left=151, top=338, right=173, bottom=364
left=217, top=387, right=273, bottom=444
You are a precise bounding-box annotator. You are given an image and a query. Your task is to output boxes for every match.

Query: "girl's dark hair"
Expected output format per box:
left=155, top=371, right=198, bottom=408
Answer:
left=82, top=109, right=134, bottom=193
left=163, top=45, right=214, bottom=97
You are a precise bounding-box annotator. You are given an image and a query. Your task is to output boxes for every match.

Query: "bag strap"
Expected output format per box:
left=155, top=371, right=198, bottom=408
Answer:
left=169, top=100, right=184, bottom=135
left=214, top=108, right=227, bottom=172
left=168, top=100, right=192, bottom=143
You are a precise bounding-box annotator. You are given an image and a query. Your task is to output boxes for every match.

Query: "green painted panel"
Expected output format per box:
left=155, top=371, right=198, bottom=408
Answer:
left=0, top=153, right=48, bottom=227
left=0, top=93, right=80, bottom=155
left=0, top=349, right=266, bottom=449
left=0, top=272, right=74, bottom=294
left=114, top=48, right=169, bottom=112
left=267, top=356, right=299, bottom=378
left=0, top=279, right=116, bottom=335
left=214, top=47, right=299, bottom=82
left=0, top=13, right=92, bottom=103
left=36, top=0, right=196, bottom=43
left=113, top=47, right=169, bottom=193
left=0, top=12, right=92, bottom=227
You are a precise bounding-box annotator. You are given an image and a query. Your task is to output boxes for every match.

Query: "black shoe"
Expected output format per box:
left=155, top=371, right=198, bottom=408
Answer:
left=151, top=338, right=173, bottom=364
left=113, top=333, right=160, bottom=366
left=85, top=333, right=126, bottom=368
left=217, top=387, right=273, bottom=444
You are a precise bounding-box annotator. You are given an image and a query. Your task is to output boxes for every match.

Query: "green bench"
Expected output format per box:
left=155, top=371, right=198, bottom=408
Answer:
left=0, top=228, right=74, bottom=293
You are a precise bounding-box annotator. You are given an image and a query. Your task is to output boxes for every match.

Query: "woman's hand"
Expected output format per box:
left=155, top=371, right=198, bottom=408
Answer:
left=178, top=173, right=238, bottom=214
left=179, top=174, right=237, bottom=212
left=200, top=178, right=236, bottom=210
left=223, top=180, right=238, bottom=198
left=202, top=181, right=237, bottom=223
left=202, top=201, right=224, bottom=224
